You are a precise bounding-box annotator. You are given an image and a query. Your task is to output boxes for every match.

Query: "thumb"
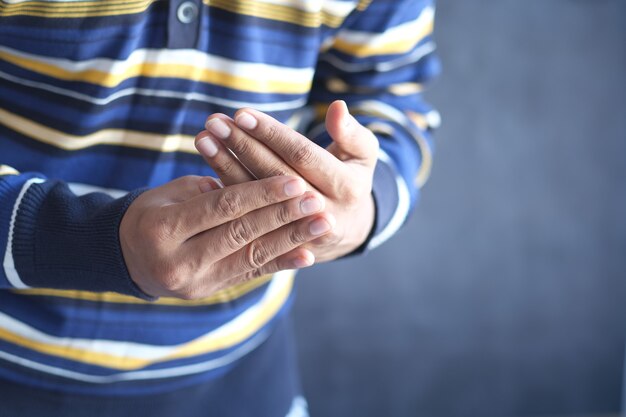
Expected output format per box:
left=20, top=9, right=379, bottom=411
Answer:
left=325, top=100, right=378, bottom=165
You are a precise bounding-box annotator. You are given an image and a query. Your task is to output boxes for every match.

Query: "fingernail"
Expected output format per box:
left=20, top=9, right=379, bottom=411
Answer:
left=235, top=112, right=257, bottom=130
left=199, top=178, right=217, bottom=193
left=196, top=136, right=218, bottom=157
left=284, top=178, right=306, bottom=197
left=206, top=119, right=231, bottom=140
left=309, top=218, right=331, bottom=235
left=300, top=196, right=321, bottom=215
left=340, top=100, right=351, bottom=127
left=292, top=256, right=313, bottom=269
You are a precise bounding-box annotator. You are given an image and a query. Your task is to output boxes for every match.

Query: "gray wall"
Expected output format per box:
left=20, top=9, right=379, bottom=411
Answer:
left=293, top=1, right=626, bottom=416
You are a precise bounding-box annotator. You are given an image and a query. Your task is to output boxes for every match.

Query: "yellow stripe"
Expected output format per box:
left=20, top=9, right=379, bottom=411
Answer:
left=208, top=0, right=320, bottom=27
left=0, top=0, right=156, bottom=17
left=311, top=102, right=432, bottom=187
left=332, top=20, right=434, bottom=57
left=406, top=110, right=428, bottom=130
left=0, top=50, right=310, bottom=94
left=205, top=0, right=346, bottom=28
left=0, top=165, right=20, bottom=176
left=0, top=107, right=197, bottom=153
left=366, top=122, right=394, bottom=138
left=170, top=273, right=293, bottom=359
left=13, top=274, right=274, bottom=306
left=406, top=111, right=433, bottom=187
left=0, top=273, right=294, bottom=370
left=0, top=0, right=349, bottom=26
left=356, top=0, right=372, bottom=11
left=313, top=103, right=329, bottom=120
left=0, top=0, right=149, bottom=10
left=388, top=82, right=424, bottom=96
left=0, top=0, right=352, bottom=26
left=325, top=78, right=423, bottom=96
left=347, top=105, right=434, bottom=188
left=0, top=326, right=150, bottom=369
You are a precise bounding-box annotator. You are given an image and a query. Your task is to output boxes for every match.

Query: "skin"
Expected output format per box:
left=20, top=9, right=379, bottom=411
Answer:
left=120, top=100, right=376, bottom=300
left=120, top=175, right=336, bottom=299
left=195, top=100, right=379, bottom=263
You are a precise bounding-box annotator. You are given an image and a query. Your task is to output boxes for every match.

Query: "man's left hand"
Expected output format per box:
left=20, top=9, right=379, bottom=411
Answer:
left=195, top=100, right=379, bottom=263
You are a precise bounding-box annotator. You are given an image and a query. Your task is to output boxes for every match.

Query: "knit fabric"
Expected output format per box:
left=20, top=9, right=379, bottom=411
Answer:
left=0, top=0, right=438, bottom=396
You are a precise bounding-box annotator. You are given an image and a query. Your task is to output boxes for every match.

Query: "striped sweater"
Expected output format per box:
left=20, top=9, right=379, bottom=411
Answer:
left=0, top=0, right=439, bottom=395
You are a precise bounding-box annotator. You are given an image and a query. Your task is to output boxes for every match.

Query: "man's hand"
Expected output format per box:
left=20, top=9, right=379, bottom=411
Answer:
left=119, top=175, right=334, bottom=299
left=195, top=100, right=379, bottom=262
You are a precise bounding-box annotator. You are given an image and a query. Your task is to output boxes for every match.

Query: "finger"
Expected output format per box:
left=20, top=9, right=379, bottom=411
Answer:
left=209, top=110, right=349, bottom=195
left=185, top=191, right=324, bottom=260
left=230, top=248, right=315, bottom=285
left=195, top=131, right=256, bottom=185
left=197, top=176, right=223, bottom=192
left=195, top=248, right=314, bottom=298
left=167, top=175, right=307, bottom=239
left=211, top=212, right=335, bottom=280
left=205, top=114, right=302, bottom=182
left=156, top=175, right=222, bottom=202
left=324, top=100, right=379, bottom=167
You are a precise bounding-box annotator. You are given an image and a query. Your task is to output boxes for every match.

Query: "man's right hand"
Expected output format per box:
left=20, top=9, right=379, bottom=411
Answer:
left=119, top=175, right=334, bottom=299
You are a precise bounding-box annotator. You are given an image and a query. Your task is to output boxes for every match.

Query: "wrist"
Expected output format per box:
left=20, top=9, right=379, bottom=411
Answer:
left=337, top=193, right=376, bottom=258
left=10, top=181, right=153, bottom=298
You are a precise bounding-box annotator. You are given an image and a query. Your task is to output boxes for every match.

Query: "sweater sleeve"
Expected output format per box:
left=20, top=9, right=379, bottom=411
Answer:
left=0, top=165, right=153, bottom=299
left=306, top=0, right=440, bottom=252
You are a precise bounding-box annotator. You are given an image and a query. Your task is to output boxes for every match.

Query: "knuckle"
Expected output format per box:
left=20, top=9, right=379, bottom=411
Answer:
left=169, top=175, right=193, bottom=191
left=154, top=216, right=173, bottom=241
left=264, top=125, right=281, bottom=143
left=145, top=208, right=180, bottom=244
left=241, top=268, right=262, bottom=283
left=231, top=132, right=254, bottom=156
left=245, top=242, right=271, bottom=270
left=226, top=218, right=254, bottom=247
left=179, top=254, right=202, bottom=278
left=316, top=230, right=340, bottom=246
left=274, top=203, right=293, bottom=225
left=288, top=227, right=307, bottom=245
left=159, top=265, right=185, bottom=293
left=265, top=163, right=290, bottom=178
left=215, top=190, right=242, bottom=218
left=290, top=145, right=316, bottom=167
left=260, top=180, right=284, bottom=205
left=178, top=286, right=200, bottom=301
left=179, top=175, right=201, bottom=187
left=259, top=177, right=287, bottom=205
left=216, top=157, right=237, bottom=177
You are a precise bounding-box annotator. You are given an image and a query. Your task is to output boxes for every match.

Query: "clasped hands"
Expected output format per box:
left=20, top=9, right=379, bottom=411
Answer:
left=120, top=101, right=378, bottom=299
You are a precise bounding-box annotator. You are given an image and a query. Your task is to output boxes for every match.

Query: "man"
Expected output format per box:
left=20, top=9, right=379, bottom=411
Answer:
left=0, top=0, right=439, bottom=415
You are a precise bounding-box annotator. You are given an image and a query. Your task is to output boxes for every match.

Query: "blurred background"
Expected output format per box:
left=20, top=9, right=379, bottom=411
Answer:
left=293, top=1, right=626, bottom=416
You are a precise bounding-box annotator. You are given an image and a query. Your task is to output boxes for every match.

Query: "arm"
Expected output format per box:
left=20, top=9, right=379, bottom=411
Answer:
left=195, top=0, right=439, bottom=259
left=0, top=165, right=331, bottom=299
left=0, top=165, right=147, bottom=297
left=304, top=0, right=440, bottom=250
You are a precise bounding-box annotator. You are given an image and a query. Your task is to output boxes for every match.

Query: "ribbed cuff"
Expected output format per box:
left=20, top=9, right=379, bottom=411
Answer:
left=11, top=181, right=154, bottom=300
